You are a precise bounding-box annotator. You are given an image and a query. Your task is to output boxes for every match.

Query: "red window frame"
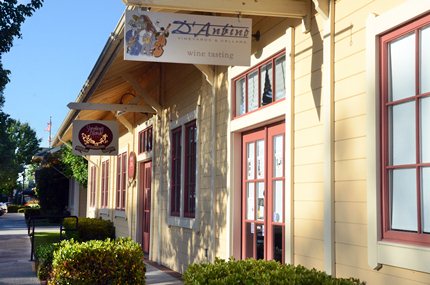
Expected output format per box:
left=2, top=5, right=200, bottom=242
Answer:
left=116, top=152, right=127, bottom=210
left=90, top=166, right=96, bottom=207
left=232, top=50, right=286, bottom=118
left=241, top=122, right=285, bottom=263
left=184, top=120, right=197, bottom=218
left=138, top=126, right=153, bottom=154
left=101, top=160, right=109, bottom=208
left=170, top=127, right=181, bottom=216
left=380, top=13, right=430, bottom=245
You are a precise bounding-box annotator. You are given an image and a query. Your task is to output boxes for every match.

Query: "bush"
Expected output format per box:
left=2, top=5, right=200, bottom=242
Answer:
left=63, top=217, right=115, bottom=241
left=23, top=207, right=41, bottom=221
left=183, top=258, right=365, bottom=285
left=35, top=243, right=60, bottom=281
left=50, top=238, right=146, bottom=285
left=7, top=204, right=20, bottom=213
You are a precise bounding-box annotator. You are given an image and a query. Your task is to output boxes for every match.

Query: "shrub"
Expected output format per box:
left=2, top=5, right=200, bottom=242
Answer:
left=63, top=217, right=115, bottom=241
left=50, top=238, right=146, bottom=285
left=7, top=204, right=20, bottom=213
left=183, top=258, right=365, bottom=285
left=34, top=243, right=60, bottom=281
left=23, top=207, right=41, bottom=221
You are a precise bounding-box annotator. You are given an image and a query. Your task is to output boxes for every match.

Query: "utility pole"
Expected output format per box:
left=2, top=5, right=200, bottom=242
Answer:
left=45, top=116, right=52, bottom=147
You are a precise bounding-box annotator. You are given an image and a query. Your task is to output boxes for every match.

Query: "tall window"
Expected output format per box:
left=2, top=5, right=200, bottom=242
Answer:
left=170, top=127, right=181, bottom=216
left=101, top=160, right=109, bottom=208
left=380, top=13, right=430, bottom=245
left=116, top=152, right=127, bottom=210
left=139, top=126, right=153, bottom=154
left=233, top=51, right=286, bottom=117
left=170, top=119, right=197, bottom=218
left=184, top=121, right=197, bottom=218
left=90, top=166, right=96, bottom=207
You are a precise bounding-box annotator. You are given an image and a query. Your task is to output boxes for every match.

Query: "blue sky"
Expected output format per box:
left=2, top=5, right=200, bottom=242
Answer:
left=3, top=0, right=125, bottom=148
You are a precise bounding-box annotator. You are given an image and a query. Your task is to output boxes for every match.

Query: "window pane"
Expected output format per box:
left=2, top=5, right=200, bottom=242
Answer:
left=421, top=97, right=430, bottom=162
left=389, top=102, right=416, bottom=165
left=246, top=182, right=255, bottom=220
left=247, top=142, right=255, bottom=179
left=256, top=182, right=265, bottom=221
left=256, top=224, right=264, bottom=260
left=256, top=140, right=265, bottom=179
left=275, top=55, right=286, bottom=100
left=273, top=135, right=284, bottom=178
left=422, top=168, right=430, bottom=233
left=244, top=223, right=254, bottom=258
left=236, top=78, right=246, bottom=115
left=420, top=26, right=430, bottom=93
left=261, top=62, right=273, bottom=106
left=248, top=71, right=259, bottom=112
left=388, top=33, right=415, bottom=101
left=273, top=180, right=283, bottom=223
left=273, top=226, right=283, bottom=263
left=390, top=169, right=417, bottom=232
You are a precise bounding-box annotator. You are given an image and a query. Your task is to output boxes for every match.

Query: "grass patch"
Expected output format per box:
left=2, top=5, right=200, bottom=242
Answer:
left=34, top=232, right=61, bottom=249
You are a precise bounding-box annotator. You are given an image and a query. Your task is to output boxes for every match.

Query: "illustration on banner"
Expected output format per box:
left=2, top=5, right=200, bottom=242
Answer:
left=125, top=14, right=171, bottom=58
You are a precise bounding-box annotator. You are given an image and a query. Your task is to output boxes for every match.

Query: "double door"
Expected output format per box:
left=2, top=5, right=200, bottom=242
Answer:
left=242, top=122, right=285, bottom=262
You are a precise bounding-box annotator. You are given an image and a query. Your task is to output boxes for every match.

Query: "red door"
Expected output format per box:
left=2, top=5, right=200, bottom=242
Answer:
left=140, top=161, right=152, bottom=253
left=242, top=122, right=285, bottom=262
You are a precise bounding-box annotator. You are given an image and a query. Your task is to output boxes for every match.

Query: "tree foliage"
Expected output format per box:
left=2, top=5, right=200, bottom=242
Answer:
left=0, top=118, right=41, bottom=194
left=60, top=144, right=88, bottom=185
left=0, top=0, right=43, bottom=195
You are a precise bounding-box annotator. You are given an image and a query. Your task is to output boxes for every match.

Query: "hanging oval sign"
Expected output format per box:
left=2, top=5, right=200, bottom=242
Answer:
left=78, top=122, right=113, bottom=149
left=128, top=151, right=137, bottom=181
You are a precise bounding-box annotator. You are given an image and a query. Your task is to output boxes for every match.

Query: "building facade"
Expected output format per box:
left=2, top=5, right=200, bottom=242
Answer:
left=54, top=1, right=430, bottom=283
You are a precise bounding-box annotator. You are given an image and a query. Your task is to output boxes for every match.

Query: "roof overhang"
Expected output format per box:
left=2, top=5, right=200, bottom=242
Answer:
left=121, top=0, right=310, bottom=18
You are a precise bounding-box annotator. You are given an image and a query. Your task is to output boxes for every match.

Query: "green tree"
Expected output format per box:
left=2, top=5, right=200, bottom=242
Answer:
left=60, top=144, right=88, bottom=185
left=0, top=0, right=43, bottom=195
left=0, top=119, right=41, bottom=195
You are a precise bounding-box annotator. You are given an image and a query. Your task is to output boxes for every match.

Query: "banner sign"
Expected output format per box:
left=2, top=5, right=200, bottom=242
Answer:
left=72, top=120, right=118, bottom=156
left=124, top=10, right=252, bottom=66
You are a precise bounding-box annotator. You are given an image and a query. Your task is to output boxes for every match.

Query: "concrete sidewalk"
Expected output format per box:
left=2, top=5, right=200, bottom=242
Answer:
left=0, top=213, right=182, bottom=285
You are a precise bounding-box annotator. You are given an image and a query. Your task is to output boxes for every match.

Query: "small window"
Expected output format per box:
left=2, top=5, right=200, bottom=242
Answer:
left=184, top=120, right=197, bottom=218
left=90, top=166, right=97, bottom=207
left=101, top=160, right=109, bottom=208
left=116, top=152, right=127, bottom=210
left=138, top=126, right=153, bottom=154
left=170, top=127, right=182, bottom=217
left=233, top=51, right=286, bottom=117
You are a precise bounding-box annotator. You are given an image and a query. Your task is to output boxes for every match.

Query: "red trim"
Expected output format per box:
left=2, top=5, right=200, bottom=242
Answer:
left=184, top=120, right=197, bottom=218
left=170, top=127, right=181, bottom=216
left=101, top=160, right=109, bottom=208
left=241, top=121, right=285, bottom=262
left=380, top=12, right=430, bottom=245
left=90, top=166, right=96, bottom=207
left=232, top=50, right=286, bottom=118
left=116, top=152, right=127, bottom=210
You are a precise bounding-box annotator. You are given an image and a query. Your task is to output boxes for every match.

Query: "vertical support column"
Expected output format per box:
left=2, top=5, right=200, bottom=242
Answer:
left=284, top=26, right=295, bottom=265
left=323, top=0, right=335, bottom=276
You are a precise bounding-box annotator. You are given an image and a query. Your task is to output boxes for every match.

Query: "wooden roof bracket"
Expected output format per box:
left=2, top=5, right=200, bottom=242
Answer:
left=113, top=111, right=134, bottom=133
left=194, top=64, right=215, bottom=86
left=302, top=0, right=329, bottom=33
left=122, top=73, right=162, bottom=114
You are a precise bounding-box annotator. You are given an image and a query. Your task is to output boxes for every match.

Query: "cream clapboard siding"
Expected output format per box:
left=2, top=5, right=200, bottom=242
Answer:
left=155, top=63, right=214, bottom=273
left=293, top=12, right=326, bottom=270
left=334, top=0, right=430, bottom=284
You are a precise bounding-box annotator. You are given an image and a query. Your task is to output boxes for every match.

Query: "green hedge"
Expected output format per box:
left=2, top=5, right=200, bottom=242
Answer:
left=50, top=238, right=146, bottom=285
left=63, top=217, right=115, bottom=241
left=7, top=204, right=20, bottom=213
left=183, top=258, right=365, bottom=285
left=35, top=243, right=60, bottom=281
